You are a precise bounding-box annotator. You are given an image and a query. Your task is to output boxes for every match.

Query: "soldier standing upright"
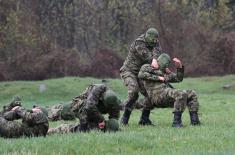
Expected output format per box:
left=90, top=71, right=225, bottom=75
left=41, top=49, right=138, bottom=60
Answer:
left=120, top=27, right=162, bottom=125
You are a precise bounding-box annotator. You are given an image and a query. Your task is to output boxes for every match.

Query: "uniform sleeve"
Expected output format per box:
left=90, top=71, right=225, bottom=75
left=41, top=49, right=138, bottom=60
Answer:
left=138, top=65, right=163, bottom=82
left=15, top=107, right=48, bottom=125
left=84, top=84, right=107, bottom=123
left=164, top=66, right=184, bottom=83
left=152, top=44, right=163, bottom=59
left=3, top=111, right=20, bottom=121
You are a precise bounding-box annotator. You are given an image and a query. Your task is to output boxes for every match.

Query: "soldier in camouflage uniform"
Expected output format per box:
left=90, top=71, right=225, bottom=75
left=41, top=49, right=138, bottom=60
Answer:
left=138, top=53, right=200, bottom=127
left=120, top=27, right=163, bottom=125
left=47, top=83, right=121, bottom=134
left=0, top=100, right=49, bottom=138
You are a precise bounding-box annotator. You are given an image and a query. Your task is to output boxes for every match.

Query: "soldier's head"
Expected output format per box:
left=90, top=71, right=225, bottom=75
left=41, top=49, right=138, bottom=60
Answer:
left=157, top=53, right=171, bottom=70
left=105, top=119, right=119, bottom=132
left=145, top=28, right=159, bottom=47
left=10, top=96, right=21, bottom=107
left=103, top=90, right=121, bottom=108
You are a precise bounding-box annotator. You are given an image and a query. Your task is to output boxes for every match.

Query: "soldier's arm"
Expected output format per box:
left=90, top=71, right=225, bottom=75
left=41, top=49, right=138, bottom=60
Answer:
left=15, top=107, right=48, bottom=125
left=2, top=111, right=20, bottom=121
left=135, top=42, right=152, bottom=58
left=164, top=66, right=184, bottom=83
left=84, top=84, right=107, bottom=123
left=138, top=65, right=164, bottom=82
left=152, top=43, right=163, bottom=59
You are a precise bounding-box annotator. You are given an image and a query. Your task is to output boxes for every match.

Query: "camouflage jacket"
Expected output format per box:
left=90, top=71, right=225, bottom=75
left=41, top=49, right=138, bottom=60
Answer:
left=73, top=84, right=120, bottom=125
left=120, top=34, right=162, bottom=75
left=138, top=64, right=184, bottom=91
left=0, top=107, right=48, bottom=138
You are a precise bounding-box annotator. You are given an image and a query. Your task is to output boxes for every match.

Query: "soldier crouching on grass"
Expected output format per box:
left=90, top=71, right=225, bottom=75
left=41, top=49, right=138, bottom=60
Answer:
left=0, top=97, right=49, bottom=138
left=138, top=53, right=201, bottom=127
left=47, top=83, right=121, bottom=134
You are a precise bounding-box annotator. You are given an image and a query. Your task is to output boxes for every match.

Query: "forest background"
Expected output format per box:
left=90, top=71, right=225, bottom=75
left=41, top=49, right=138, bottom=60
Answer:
left=0, top=0, right=235, bottom=81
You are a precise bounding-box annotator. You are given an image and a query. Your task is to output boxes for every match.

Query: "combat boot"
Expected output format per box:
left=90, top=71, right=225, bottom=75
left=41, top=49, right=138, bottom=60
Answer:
left=121, top=109, right=132, bottom=125
left=172, top=111, right=183, bottom=128
left=190, top=111, right=201, bottom=125
left=138, top=109, right=154, bottom=126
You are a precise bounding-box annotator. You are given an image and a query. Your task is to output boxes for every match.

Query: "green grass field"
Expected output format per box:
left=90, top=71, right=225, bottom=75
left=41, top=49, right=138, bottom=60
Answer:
left=0, top=75, right=235, bottom=155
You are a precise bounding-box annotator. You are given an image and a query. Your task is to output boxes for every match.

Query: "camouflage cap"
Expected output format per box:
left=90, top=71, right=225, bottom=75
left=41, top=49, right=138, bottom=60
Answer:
left=60, top=102, right=75, bottom=120
left=145, top=28, right=159, bottom=47
left=10, top=96, right=21, bottom=107
left=105, top=119, right=119, bottom=132
left=157, top=53, right=171, bottom=70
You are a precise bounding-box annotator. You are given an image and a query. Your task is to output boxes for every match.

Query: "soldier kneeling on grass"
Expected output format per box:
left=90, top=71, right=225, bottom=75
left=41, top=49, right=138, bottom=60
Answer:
left=138, top=53, right=201, bottom=127
left=47, top=83, right=121, bottom=134
left=0, top=97, right=49, bottom=138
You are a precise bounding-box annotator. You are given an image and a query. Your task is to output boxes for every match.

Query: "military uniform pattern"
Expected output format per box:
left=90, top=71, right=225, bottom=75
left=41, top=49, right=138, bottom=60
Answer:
left=120, top=34, right=162, bottom=110
left=48, top=84, right=120, bottom=134
left=138, top=64, right=199, bottom=112
left=0, top=107, right=49, bottom=138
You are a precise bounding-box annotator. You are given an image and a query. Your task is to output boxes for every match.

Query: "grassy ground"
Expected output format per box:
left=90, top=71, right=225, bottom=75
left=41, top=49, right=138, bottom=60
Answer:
left=0, top=75, right=235, bottom=155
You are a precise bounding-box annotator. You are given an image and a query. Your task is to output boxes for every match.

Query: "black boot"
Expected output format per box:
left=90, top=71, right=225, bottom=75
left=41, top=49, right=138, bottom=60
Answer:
left=190, top=111, right=201, bottom=125
left=121, top=109, right=132, bottom=125
left=172, top=111, right=183, bottom=128
left=139, top=109, right=154, bottom=126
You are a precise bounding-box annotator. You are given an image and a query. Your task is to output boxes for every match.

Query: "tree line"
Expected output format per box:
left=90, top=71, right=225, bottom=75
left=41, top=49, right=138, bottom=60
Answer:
left=0, top=0, right=235, bottom=80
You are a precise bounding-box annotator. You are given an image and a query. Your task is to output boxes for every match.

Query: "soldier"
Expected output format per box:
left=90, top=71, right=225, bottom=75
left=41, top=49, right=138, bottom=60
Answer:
left=0, top=106, right=49, bottom=138
left=138, top=53, right=201, bottom=127
left=48, top=83, right=121, bottom=134
left=120, top=27, right=163, bottom=125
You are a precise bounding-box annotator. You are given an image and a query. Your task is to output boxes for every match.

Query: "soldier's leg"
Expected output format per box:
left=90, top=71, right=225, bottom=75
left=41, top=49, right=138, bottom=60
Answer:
left=121, top=76, right=140, bottom=125
left=0, top=117, right=23, bottom=138
left=138, top=80, right=154, bottom=125
left=47, top=124, right=79, bottom=135
left=185, top=90, right=200, bottom=125
left=164, top=88, right=188, bottom=128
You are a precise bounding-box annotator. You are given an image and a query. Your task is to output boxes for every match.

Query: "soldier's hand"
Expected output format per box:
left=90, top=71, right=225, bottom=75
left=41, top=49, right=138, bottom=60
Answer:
left=32, top=107, right=42, bottom=113
left=165, top=68, right=172, bottom=74
left=151, top=59, right=159, bottom=69
left=173, top=58, right=182, bottom=68
left=158, top=76, right=165, bottom=82
left=11, top=106, right=21, bottom=111
left=98, top=121, right=105, bottom=129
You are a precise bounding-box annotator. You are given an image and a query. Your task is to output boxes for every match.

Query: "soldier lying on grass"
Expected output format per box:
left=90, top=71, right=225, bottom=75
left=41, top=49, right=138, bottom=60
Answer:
left=0, top=97, right=49, bottom=138
left=47, top=83, right=121, bottom=134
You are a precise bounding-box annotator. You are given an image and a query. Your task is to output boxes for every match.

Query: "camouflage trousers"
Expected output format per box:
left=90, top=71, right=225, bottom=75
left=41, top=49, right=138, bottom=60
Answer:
left=47, top=124, right=79, bottom=135
left=148, top=87, right=199, bottom=112
left=120, top=70, right=149, bottom=111
left=0, top=117, right=48, bottom=138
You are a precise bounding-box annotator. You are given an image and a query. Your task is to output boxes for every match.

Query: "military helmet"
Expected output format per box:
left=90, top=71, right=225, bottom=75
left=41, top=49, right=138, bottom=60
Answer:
left=145, top=28, right=159, bottom=47
left=157, top=53, right=171, bottom=70
left=60, top=102, right=75, bottom=120
left=10, top=96, right=21, bottom=107
left=103, top=90, right=121, bottom=107
left=105, top=119, right=119, bottom=132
